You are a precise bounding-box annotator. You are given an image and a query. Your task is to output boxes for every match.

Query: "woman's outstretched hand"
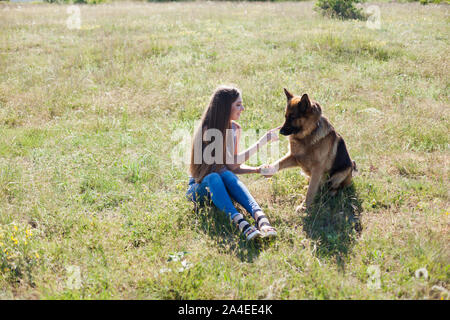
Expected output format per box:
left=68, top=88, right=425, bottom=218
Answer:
left=259, top=164, right=278, bottom=178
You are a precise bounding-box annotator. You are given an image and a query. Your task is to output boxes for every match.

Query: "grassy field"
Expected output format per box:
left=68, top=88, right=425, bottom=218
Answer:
left=0, top=1, right=448, bottom=299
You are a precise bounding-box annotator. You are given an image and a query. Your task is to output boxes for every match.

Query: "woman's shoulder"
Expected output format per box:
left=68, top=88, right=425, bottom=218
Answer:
left=231, top=121, right=242, bottom=130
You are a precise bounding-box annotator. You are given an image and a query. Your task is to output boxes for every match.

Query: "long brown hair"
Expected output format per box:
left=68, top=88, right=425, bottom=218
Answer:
left=189, top=85, right=241, bottom=183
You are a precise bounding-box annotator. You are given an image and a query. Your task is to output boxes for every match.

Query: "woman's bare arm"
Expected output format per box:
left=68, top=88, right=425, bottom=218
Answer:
left=229, top=164, right=261, bottom=175
left=226, top=125, right=281, bottom=173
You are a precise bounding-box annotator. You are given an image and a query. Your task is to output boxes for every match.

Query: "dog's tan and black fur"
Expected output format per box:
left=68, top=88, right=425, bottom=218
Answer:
left=272, top=88, right=356, bottom=210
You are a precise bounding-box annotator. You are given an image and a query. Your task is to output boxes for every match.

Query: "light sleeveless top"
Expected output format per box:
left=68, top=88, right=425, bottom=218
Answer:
left=217, top=122, right=237, bottom=173
left=231, top=121, right=238, bottom=149
left=189, top=122, right=238, bottom=182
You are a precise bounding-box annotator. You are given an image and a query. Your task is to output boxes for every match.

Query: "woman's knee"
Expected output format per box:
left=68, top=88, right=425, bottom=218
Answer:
left=219, top=170, right=238, bottom=184
left=203, top=172, right=223, bottom=186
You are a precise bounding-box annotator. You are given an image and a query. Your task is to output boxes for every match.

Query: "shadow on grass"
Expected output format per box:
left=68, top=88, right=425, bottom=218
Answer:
left=192, top=202, right=264, bottom=263
left=301, top=184, right=362, bottom=270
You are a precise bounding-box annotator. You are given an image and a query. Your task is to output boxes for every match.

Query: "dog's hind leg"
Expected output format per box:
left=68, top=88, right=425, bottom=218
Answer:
left=328, top=167, right=352, bottom=195
left=340, top=171, right=353, bottom=188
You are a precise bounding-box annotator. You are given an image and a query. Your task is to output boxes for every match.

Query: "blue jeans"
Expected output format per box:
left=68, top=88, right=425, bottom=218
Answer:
left=186, top=170, right=262, bottom=220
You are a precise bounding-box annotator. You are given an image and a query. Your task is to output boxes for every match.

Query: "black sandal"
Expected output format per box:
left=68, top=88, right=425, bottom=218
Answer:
left=243, top=225, right=262, bottom=241
left=256, top=214, right=277, bottom=239
left=235, top=216, right=261, bottom=241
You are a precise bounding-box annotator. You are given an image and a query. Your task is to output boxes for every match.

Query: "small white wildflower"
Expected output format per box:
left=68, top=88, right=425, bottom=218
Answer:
left=415, top=268, right=428, bottom=280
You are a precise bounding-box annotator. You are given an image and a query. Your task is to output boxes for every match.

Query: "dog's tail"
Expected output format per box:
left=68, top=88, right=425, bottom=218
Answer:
left=352, top=160, right=358, bottom=175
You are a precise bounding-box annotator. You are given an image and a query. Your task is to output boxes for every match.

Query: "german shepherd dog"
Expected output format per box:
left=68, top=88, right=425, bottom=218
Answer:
left=271, top=88, right=356, bottom=211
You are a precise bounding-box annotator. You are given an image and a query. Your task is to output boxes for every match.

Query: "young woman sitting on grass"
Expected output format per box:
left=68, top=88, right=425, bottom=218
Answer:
left=186, top=85, right=279, bottom=241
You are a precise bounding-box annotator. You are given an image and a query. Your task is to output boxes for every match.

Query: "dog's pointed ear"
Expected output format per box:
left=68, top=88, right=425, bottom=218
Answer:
left=300, top=93, right=311, bottom=108
left=284, top=88, right=293, bottom=101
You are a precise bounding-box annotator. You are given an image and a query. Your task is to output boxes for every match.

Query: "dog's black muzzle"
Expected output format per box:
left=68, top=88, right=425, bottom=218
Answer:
left=280, top=125, right=298, bottom=136
left=279, top=126, right=290, bottom=136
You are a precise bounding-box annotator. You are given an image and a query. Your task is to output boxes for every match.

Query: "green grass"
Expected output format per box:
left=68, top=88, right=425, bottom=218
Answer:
left=0, top=1, right=448, bottom=299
